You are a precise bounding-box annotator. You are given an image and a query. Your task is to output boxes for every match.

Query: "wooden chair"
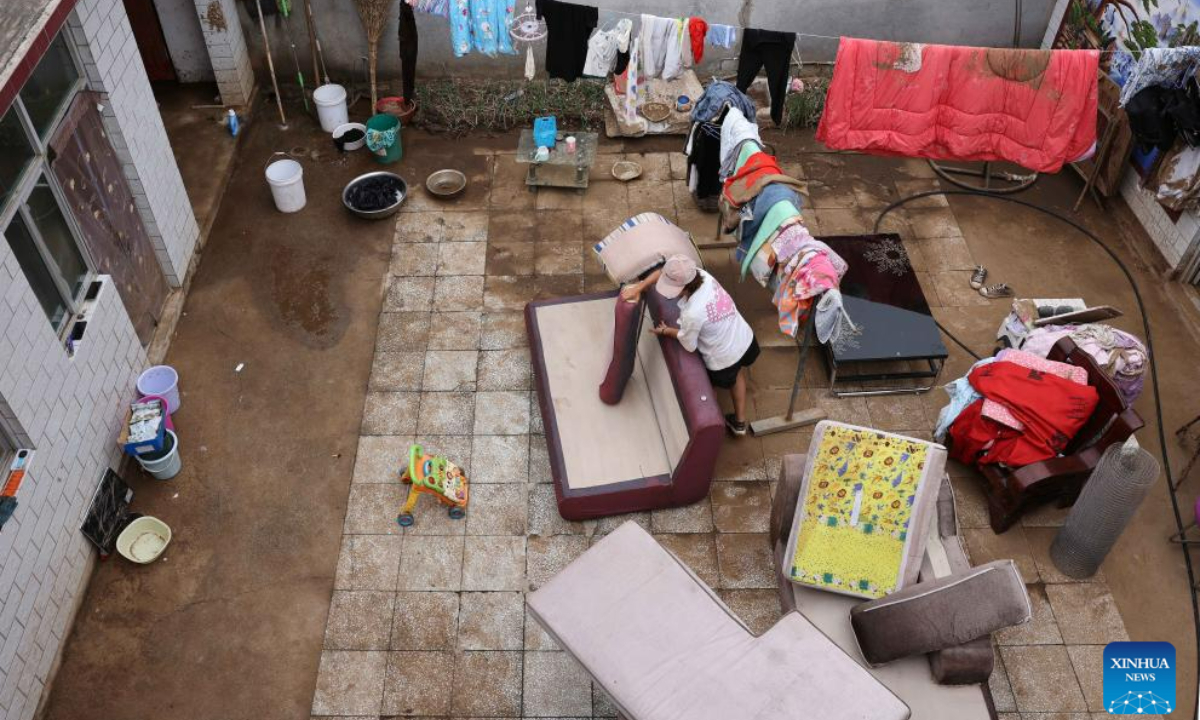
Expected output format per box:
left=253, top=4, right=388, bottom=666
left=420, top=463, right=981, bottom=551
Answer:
left=973, top=337, right=1144, bottom=533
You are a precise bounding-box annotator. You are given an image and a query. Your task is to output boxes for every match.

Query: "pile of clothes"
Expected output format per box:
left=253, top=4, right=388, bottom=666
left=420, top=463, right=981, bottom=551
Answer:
left=937, top=349, right=1100, bottom=468
left=685, top=84, right=856, bottom=347
left=1119, top=48, right=1200, bottom=211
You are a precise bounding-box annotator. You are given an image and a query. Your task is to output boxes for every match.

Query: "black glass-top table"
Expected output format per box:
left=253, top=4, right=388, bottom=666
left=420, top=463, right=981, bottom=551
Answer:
left=819, top=234, right=948, bottom=397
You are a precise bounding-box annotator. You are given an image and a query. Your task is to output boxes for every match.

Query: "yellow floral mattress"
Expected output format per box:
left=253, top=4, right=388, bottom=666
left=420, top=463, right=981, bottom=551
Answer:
left=784, top=422, right=945, bottom=599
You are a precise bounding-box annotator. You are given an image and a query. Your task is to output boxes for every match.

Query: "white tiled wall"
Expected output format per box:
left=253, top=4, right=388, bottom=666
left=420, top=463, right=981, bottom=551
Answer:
left=65, top=0, right=201, bottom=286
left=0, top=258, right=146, bottom=720
left=194, top=0, right=256, bottom=107
left=1121, top=169, right=1200, bottom=269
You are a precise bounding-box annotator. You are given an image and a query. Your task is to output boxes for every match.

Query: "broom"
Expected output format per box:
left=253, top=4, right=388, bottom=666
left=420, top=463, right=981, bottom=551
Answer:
left=353, top=0, right=395, bottom=111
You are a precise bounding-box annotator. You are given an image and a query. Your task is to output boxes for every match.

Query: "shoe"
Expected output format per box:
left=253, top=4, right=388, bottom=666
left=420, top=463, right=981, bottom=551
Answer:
left=969, top=265, right=988, bottom=290
left=979, top=283, right=1015, bottom=299
left=725, top=414, right=748, bottom=437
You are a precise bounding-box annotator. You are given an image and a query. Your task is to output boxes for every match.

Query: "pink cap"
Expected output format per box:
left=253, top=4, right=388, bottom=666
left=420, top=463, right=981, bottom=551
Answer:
left=655, top=254, right=698, bottom=299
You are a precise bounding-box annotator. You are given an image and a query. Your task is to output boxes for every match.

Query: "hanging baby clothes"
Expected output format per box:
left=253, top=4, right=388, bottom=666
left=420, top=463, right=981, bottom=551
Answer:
left=640, top=14, right=677, bottom=79
left=451, top=0, right=516, bottom=57
left=409, top=0, right=448, bottom=17
left=706, top=24, right=737, bottom=49
left=736, top=29, right=797, bottom=126
left=689, top=18, right=708, bottom=64
left=398, top=0, right=419, bottom=101
left=1118, top=47, right=1200, bottom=107
left=537, top=0, right=598, bottom=81
left=583, top=19, right=633, bottom=77
left=817, top=39, right=1099, bottom=173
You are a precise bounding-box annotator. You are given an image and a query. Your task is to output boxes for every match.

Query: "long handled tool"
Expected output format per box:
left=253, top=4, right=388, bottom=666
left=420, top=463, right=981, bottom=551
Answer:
left=305, top=0, right=331, bottom=84
left=256, top=0, right=288, bottom=128
left=303, top=0, right=320, bottom=89
left=276, top=0, right=310, bottom=112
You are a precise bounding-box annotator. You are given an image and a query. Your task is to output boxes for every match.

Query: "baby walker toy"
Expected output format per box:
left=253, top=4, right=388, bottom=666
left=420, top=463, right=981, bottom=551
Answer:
left=396, top=444, right=469, bottom=527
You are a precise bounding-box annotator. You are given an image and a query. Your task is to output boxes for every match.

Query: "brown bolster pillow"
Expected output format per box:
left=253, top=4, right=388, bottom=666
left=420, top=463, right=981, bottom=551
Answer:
left=850, top=560, right=1031, bottom=666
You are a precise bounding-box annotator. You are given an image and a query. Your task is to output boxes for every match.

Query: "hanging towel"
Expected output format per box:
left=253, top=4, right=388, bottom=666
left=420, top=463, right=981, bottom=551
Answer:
left=640, top=14, right=676, bottom=79
left=706, top=23, right=737, bottom=49
left=662, top=18, right=685, bottom=79
left=398, top=0, right=419, bottom=100
left=817, top=39, right=1100, bottom=173
left=537, top=0, right=599, bottom=81
left=689, top=18, right=708, bottom=64
left=1118, top=47, right=1200, bottom=107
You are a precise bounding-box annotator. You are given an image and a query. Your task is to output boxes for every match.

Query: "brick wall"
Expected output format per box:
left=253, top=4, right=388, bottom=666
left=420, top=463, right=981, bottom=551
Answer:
left=0, top=259, right=145, bottom=720
left=65, top=0, right=201, bottom=287
left=195, top=0, right=256, bottom=107
left=1120, top=173, right=1200, bottom=269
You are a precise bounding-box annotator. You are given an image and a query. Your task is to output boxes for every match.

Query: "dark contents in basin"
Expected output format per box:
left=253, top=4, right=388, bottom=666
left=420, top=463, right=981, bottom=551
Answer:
left=347, top=176, right=405, bottom=211
left=340, top=128, right=365, bottom=143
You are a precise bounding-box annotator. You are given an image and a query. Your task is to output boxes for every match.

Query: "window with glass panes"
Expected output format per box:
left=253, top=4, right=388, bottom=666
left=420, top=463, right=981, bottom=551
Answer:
left=1, top=32, right=91, bottom=332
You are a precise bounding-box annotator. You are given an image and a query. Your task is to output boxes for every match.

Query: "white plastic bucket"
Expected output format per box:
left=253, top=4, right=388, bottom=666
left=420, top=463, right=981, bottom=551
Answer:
left=137, top=365, right=180, bottom=413
left=137, top=429, right=181, bottom=480
left=266, top=158, right=305, bottom=213
left=314, top=84, right=349, bottom=132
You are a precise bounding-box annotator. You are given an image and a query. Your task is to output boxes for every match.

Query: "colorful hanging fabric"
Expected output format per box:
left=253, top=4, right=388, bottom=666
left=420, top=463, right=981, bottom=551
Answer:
left=688, top=18, right=708, bottom=63
left=706, top=23, right=736, bottom=49
left=817, top=39, right=1099, bottom=173
left=451, top=0, right=516, bottom=57
left=625, top=35, right=640, bottom=124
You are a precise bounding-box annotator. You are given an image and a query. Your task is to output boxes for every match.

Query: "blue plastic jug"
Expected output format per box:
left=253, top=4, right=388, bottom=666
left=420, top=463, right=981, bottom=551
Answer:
left=533, top=116, right=557, bottom=148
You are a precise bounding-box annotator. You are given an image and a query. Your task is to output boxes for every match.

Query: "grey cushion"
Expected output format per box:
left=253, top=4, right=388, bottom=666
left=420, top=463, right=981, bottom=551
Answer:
left=528, top=521, right=911, bottom=720
left=850, top=560, right=1031, bottom=666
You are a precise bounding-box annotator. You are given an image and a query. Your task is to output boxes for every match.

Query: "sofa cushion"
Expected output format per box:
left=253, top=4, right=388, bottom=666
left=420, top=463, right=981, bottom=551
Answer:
left=528, top=521, right=911, bottom=720
left=850, top=559, right=1031, bottom=666
left=594, top=214, right=701, bottom=283
left=783, top=421, right=946, bottom=599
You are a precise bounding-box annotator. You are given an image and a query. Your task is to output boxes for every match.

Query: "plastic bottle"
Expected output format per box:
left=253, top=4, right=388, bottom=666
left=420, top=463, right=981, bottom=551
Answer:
left=227, top=109, right=239, bottom=137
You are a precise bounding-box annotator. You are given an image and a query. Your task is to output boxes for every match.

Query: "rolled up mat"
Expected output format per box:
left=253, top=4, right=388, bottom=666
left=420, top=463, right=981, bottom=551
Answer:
left=1050, top=441, right=1160, bottom=579
left=599, top=296, right=645, bottom=405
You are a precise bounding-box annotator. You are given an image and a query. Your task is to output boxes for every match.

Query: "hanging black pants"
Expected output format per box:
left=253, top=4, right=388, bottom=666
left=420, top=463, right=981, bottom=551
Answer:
left=736, top=29, right=795, bottom=126
left=398, top=1, right=418, bottom=101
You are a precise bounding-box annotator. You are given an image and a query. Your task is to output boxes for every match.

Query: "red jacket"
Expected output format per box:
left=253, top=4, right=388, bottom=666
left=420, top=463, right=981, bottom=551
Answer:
left=817, top=39, right=1099, bottom=173
left=948, top=361, right=1099, bottom=467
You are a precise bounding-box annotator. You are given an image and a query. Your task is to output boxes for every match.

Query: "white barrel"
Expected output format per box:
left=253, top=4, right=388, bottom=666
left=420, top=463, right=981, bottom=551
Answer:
left=313, top=84, right=349, bottom=132
left=265, top=158, right=305, bottom=213
left=137, top=365, right=180, bottom=413
left=137, top=430, right=182, bottom=480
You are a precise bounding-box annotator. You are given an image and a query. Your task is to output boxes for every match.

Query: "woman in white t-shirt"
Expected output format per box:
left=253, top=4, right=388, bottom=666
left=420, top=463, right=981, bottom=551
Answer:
left=621, top=254, right=760, bottom=436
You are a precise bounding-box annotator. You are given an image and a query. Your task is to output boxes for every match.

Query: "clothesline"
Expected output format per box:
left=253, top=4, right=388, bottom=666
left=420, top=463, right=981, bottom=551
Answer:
left=529, top=2, right=1196, bottom=56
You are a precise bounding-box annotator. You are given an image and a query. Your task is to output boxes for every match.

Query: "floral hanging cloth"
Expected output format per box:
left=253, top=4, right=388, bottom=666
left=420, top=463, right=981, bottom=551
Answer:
left=451, top=0, right=517, bottom=57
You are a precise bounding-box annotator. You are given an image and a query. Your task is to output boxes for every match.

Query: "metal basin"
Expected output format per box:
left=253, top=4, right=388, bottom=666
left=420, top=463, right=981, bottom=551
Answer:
left=426, top=169, right=467, bottom=198
left=343, top=171, right=408, bottom=220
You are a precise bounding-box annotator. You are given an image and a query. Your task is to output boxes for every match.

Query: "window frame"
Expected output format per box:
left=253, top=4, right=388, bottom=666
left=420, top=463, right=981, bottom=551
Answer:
left=1, top=30, right=93, bottom=337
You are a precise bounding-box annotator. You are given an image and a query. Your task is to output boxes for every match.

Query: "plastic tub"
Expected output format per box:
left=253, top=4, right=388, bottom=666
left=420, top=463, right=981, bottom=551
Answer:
left=137, top=429, right=181, bottom=480
left=333, top=122, right=367, bottom=151
left=313, top=83, right=349, bottom=133
left=116, top=516, right=172, bottom=563
left=137, top=366, right=180, bottom=413
left=265, top=157, right=305, bottom=213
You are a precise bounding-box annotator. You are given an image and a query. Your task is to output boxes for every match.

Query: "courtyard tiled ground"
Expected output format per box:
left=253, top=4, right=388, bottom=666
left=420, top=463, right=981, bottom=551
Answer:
left=311, top=147, right=1138, bottom=719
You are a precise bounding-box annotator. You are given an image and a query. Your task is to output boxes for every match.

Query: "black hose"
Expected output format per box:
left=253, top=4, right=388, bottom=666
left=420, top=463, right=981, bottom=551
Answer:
left=875, top=189, right=1200, bottom=714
